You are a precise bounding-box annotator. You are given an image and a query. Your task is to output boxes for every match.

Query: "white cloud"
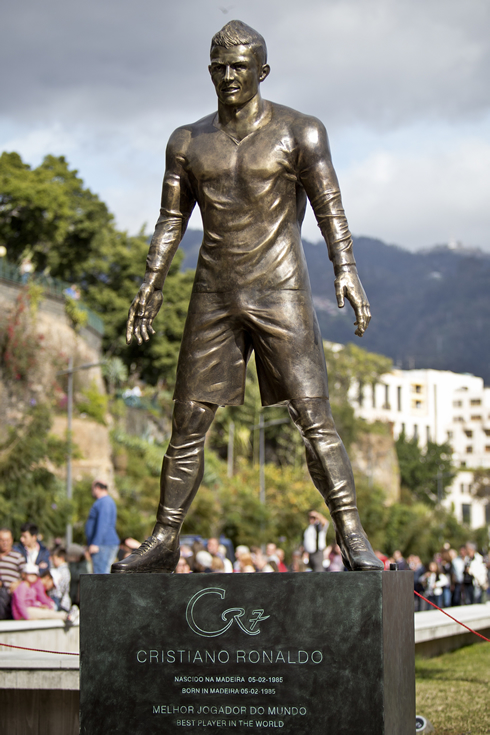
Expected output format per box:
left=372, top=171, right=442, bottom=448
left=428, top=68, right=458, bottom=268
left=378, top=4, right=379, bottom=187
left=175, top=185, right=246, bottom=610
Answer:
left=1, top=0, right=490, bottom=249
left=335, top=133, right=490, bottom=250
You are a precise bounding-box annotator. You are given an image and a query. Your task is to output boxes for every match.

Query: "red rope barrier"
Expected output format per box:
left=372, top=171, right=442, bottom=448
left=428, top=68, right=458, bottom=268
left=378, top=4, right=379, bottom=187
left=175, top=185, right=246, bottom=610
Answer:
left=0, top=641, right=79, bottom=655
left=414, top=590, right=490, bottom=643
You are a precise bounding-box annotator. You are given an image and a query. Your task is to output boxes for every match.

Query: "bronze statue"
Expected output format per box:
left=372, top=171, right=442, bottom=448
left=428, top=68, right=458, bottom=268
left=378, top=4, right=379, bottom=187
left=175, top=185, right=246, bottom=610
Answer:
left=112, top=20, right=383, bottom=574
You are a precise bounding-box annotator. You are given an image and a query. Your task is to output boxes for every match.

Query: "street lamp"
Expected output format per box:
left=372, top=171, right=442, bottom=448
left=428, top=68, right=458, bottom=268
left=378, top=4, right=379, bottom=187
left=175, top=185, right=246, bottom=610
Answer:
left=56, top=358, right=105, bottom=545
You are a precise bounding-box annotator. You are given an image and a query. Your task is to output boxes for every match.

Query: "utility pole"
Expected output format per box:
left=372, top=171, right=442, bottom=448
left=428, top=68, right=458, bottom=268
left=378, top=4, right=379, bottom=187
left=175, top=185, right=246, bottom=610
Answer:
left=250, top=415, right=290, bottom=504
left=435, top=466, right=453, bottom=505
left=66, top=357, right=73, bottom=546
left=57, top=359, right=105, bottom=546
left=227, top=421, right=235, bottom=478
left=259, top=413, right=265, bottom=504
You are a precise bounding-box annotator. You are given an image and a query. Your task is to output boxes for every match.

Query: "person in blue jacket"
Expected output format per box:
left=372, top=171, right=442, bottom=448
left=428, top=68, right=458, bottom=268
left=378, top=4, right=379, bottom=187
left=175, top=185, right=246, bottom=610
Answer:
left=85, top=480, right=120, bottom=574
left=15, top=523, right=51, bottom=571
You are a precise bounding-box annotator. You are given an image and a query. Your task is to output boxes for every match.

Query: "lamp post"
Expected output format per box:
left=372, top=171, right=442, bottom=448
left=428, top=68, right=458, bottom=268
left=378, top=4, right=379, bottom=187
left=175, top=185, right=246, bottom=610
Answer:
left=250, top=415, right=290, bottom=504
left=56, top=359, right=105, bottom=546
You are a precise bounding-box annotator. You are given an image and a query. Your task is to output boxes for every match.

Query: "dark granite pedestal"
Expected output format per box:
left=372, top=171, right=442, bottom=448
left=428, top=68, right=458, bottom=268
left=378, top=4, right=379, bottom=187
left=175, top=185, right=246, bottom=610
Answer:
left=80, top=571, right=414, bottom=735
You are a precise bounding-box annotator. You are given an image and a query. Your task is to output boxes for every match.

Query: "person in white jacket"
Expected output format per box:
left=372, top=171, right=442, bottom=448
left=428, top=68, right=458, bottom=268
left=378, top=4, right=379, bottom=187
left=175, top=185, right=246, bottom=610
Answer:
left=465, top=542, right=488, bottom=604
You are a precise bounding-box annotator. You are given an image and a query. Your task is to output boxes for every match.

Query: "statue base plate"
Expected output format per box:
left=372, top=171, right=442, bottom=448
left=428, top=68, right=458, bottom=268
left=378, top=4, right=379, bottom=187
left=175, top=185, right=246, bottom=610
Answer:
left=80, top=571, right=414, bottom=734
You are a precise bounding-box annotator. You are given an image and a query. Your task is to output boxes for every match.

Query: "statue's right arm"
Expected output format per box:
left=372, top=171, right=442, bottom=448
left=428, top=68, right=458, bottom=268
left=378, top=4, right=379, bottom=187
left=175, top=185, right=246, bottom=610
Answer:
left=127, top=129, right=196, bottom=345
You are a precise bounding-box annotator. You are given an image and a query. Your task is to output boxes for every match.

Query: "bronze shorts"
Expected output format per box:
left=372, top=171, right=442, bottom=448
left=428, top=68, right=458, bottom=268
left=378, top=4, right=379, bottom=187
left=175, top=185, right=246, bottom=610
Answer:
left=173, top=289, right=329, bottom=407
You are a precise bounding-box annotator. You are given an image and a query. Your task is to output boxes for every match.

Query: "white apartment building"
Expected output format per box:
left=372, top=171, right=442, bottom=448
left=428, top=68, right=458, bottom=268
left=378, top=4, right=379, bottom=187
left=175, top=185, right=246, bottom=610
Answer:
left=349, top=367, right=490, bottom=529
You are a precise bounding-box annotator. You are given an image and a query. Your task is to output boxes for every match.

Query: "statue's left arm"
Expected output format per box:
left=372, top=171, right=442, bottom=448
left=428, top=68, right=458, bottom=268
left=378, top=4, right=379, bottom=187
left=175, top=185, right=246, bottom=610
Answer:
left=297, top=119, right=371, bottom=337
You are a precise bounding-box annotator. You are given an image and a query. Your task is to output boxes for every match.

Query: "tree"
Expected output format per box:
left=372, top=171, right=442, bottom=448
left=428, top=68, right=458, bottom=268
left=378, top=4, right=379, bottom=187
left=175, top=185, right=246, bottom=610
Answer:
left=0, top=152, right=195, bottom=387
left=472, top=468, right=490, bottom=502
left=81, top=227, right=194, bottom=387
left=0, top=404, right=70, bottom=539
left=324, top=342, right=393, bottom=403
left=395, top=431, right=456, bottom=506
left=0, top=152, right=114, bottom=282
left=209, top=356, right=304, bottom=468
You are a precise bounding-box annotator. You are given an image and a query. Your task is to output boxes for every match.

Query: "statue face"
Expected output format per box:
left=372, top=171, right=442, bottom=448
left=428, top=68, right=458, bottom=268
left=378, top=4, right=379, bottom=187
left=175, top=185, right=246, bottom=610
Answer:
left=209, top=45, right=268, bottom=107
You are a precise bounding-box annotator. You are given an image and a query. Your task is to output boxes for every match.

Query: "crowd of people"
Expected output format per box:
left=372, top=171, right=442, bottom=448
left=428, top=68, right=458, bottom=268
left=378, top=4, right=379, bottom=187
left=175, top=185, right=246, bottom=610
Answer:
left=168, top=534, right=490, bottom=611
left=1, top=508, right=489, bottom=621
left=0, top=523, right=86, bottom=622
left=407, top=542, right=490, bottom=611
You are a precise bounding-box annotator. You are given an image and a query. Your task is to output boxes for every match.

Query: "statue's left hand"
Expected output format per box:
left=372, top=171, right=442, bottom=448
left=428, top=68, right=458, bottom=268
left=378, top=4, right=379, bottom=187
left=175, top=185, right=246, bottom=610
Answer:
left=334, top=267, right=371, bottom=337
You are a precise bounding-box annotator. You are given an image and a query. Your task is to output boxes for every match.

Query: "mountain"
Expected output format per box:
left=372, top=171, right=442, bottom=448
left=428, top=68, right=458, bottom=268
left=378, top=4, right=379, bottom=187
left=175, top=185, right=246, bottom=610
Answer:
left=179, top=229, right=490, bottom=383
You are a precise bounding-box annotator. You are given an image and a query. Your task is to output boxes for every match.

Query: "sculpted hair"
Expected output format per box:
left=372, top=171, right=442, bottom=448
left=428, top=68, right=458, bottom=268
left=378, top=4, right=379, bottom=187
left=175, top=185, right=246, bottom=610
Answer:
left=211, top=20, right=267, bottom=66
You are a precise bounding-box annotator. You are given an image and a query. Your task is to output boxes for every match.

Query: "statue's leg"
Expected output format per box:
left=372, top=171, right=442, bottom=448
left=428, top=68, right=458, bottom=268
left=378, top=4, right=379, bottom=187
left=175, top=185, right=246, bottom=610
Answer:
left=288, top=397, right=383, bottom=571
left=111, top=400, right=217, bottom=573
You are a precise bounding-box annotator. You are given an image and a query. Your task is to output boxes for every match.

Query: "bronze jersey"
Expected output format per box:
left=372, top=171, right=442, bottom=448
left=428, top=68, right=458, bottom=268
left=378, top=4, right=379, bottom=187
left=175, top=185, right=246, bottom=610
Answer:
left=146, top=102, right=355, bottom=293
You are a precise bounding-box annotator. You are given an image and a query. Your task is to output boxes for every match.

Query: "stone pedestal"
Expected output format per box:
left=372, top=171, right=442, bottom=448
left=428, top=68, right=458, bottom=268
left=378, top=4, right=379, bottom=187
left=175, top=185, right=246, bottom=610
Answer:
left=80, top=571, right=414, bottom=734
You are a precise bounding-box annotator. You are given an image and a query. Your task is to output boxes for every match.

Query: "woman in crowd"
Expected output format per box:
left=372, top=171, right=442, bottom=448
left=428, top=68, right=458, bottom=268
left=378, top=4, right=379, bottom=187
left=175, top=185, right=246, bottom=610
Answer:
left=11, top=563, right=78, bottom=622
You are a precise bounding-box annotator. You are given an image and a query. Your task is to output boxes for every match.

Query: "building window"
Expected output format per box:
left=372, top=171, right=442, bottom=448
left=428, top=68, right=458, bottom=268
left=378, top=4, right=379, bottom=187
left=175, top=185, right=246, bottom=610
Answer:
left=454, top=416, right=464, bottom=422
left=413, top=384, right=422, bottom=394
left=471, top=415, right=482, bottom=421
left=414, top=400, right=422, bottom=409
left=372, top=382, right=376, bottom=409
left=470, top=399, right=482, bottom=406
left=401, top=422, right=405, bottom=435
left=447, top=431, right=453, bottom=440
left=464, top=430, right=473, bottom=438
left=486, top=504, right=490, bottom=525
left=383, top=384, right=390, bottom=410
left=426, top=426, right=430, bottom=442
left=466, top=446, right=473, bottom=453
left=413, top=425, right=418, bottom=440
left=484, top=429, right=490, bottom=437
left=453, top=400, right=463, bottom=407
left=460, top=483, right=465, bottom=494
left=462, top=504, right=471, bottom=525
left=486, top=446, right=490, bottom=453
left=460, top=461, right=466, bottom=467
left=358, top=381, right=364, bottom=407
left=397, top=386, right=402, bottom=412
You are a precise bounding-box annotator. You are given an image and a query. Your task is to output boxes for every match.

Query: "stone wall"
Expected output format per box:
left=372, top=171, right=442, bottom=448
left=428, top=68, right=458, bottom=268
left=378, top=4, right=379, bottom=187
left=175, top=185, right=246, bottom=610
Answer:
left=51, top=416, right=114, bottom=490
left=0, top=280, right=113, bottom=485
left=351, top=431, right=401, bottom=504
left=0, top=279, right=104, bottom=394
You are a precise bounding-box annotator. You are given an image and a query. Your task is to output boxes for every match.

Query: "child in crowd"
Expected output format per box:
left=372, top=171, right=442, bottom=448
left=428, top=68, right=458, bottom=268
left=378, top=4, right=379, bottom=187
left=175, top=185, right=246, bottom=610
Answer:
left=11, top=563, right=78, bottom=622
left=50, top=546, right=71, bottom=611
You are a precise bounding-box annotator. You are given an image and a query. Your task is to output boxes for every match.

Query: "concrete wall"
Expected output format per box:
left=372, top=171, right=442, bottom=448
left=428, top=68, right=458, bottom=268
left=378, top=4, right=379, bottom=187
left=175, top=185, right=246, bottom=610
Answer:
left=0, top=619, right=79, bottom=654
left=351, top=431, right=401, bottom=504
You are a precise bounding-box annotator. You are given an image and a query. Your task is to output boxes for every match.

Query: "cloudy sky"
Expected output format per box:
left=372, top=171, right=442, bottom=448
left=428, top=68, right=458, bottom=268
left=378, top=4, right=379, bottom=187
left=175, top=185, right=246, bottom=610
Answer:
left=2, top=0, right=489, bottom=251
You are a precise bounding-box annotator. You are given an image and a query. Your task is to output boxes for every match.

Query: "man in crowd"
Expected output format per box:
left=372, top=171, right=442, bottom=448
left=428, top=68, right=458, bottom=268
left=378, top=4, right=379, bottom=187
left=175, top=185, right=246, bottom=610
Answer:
left=464, top=541, right=488, bottom=605
left=207, top=537, right=233, bottom=573
left=112, top=20, right=382, bottom=575
left=85, top=480, right=120, bottom=574
left=451, top=546, right=466, bottom=606
left=0, top=527, right=25, bottom=619
left=409, top=554, right=427, bottom=611
left=392, top=549, right=409, bottom=571
left=15, top=523, right=50, bottom=571
left=265, top=543, right=288, bottom=572
left=303, top=510, right=329, bottom=572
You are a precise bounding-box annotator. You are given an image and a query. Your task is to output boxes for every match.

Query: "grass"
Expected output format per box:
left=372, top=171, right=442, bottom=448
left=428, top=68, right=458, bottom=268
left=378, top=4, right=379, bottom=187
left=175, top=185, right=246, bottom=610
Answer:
left=416, top=643, right=490, bottom=734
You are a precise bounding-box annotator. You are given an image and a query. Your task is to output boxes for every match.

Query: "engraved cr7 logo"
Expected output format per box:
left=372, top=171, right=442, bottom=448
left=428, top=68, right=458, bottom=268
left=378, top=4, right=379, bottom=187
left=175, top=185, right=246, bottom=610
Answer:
left=186, top=588, right=270, bottom=638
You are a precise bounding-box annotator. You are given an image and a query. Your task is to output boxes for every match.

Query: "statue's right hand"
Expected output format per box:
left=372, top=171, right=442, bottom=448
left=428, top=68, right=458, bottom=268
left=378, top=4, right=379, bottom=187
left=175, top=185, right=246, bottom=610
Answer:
left=126, top=284, right=163, bottom=345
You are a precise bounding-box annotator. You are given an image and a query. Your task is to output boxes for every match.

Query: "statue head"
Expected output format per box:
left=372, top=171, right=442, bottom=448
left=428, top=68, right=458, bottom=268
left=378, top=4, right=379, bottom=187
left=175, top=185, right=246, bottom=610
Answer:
left=209, top=20, right=270, bottom=106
